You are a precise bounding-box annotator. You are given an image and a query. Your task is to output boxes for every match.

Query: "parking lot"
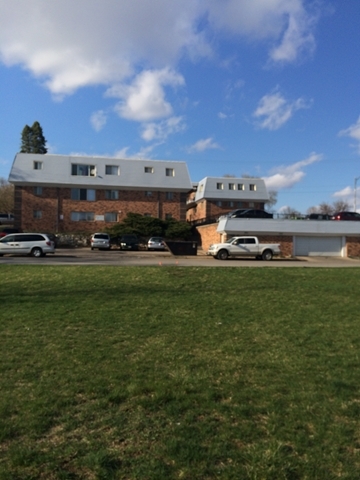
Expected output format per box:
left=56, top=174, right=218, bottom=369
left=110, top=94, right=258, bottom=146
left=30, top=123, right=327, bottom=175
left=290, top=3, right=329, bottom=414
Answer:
left=1, top=247, right=360, bottom=267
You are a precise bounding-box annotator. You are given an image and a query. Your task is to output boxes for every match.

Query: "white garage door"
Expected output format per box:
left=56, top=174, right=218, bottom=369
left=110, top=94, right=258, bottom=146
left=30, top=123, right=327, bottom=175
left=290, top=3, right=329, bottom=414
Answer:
left=294, top=236, right=344, bottom=256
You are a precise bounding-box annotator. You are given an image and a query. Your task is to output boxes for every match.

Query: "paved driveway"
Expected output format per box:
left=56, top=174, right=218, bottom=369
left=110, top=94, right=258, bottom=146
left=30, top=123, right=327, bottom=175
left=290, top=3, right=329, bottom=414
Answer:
left=1, top=248, right=360, bottom=267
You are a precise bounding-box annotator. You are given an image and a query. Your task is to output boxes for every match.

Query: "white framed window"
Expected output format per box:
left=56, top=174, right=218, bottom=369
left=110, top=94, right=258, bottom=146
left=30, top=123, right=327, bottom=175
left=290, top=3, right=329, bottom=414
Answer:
left=71, top=164, right=96, bottom=176
left=71, top=189, right=96, bottom=201
left=105, top=165, right=119, bottom=175
left=199, top=184, right=204, bottom=192
left=70, top=212, right=94, bottom=221
left=238, top=183, right=244, bottom=191
left=216, top=183, right=224, bottom=190
left=229, top=201, right=234, bottom=208
left=144, top=166, right=154, bottom=173
left=145, top=191, right=153, bottom=197
left=228, top=183, right=235, bottom=190
left=34, top=186, right=43, bottom=195
left=249, top=184, right=256, bottom=191
left=33, top=210, right=42, bottom=219
left=165, top=192, right=173, bottom=200
left=105, top=190, right=119, bottom=200
left=105, top=212, right=117, bottom=222
left=33, top=161, right=43, bottom=170
left=166, top=168, right=174, bottom=177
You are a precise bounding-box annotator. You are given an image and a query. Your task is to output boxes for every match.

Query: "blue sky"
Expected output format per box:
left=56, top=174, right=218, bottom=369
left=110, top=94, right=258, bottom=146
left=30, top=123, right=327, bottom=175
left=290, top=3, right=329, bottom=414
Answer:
left=1, top=0, right=360, bottom=213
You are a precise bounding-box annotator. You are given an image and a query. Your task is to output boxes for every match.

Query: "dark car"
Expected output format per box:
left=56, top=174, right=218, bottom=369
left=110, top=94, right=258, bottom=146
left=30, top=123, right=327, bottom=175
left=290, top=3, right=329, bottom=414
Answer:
left=0, top=227, right=22, bottom=238
left=308, top=213, right=332, bottom=220
left=332, top=211, right=360, bottom=221
left=118, top=234, right=139, bottom=250
left=228, top=209, right=273, bottom=219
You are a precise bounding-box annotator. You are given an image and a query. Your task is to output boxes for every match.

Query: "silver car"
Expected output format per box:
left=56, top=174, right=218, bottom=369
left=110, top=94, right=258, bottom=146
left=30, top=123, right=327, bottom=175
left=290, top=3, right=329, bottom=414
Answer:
left=147, top=237, right=166, bottom=251
left=0, top=233, right=55, bottom=257
left=90, top=233, right=111, bottom=250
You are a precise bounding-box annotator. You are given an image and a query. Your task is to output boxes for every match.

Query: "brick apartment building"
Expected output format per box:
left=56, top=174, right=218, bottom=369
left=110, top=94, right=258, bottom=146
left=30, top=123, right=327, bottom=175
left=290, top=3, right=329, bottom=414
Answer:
left=9, top=153, right=193, bottom=233
left=9, top=153, right=272, bottom=234
left=186, top=176, right=269, bottom=223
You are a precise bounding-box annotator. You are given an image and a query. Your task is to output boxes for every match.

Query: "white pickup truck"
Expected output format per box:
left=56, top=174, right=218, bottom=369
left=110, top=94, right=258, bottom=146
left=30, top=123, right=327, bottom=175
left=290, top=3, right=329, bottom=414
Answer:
left=207, top=236, right=281, bottom=260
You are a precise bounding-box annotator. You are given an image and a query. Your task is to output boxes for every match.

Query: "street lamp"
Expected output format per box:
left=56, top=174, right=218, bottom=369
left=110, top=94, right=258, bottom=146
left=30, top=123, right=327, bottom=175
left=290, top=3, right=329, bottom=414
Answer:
left=354, top=176, right=360, bottom=212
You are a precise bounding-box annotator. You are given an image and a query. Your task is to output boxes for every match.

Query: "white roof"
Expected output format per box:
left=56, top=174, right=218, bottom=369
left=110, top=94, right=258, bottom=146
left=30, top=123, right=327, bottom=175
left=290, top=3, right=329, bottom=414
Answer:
left=194, top=177, right=269, bottom=202
left=9, top=153, right=192, bottom=191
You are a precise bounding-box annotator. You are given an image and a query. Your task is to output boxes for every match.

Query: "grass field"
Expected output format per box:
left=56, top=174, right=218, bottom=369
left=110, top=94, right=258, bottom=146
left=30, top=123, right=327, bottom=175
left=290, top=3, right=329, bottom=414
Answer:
left=1, top=265, right=360, bottom=479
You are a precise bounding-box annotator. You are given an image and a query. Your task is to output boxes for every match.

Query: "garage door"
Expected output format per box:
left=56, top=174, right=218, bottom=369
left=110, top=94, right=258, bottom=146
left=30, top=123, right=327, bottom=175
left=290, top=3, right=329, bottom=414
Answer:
left=294, top=236, right=344, bottom=256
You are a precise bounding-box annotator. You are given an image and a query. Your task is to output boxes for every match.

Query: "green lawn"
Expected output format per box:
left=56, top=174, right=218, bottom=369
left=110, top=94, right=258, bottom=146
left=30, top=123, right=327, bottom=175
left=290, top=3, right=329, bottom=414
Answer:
left=1, top=266, right=360, bottom=479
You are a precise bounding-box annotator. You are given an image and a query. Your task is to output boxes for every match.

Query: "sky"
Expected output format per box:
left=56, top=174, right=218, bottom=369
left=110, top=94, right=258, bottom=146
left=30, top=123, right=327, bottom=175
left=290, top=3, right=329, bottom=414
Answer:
left=0, top=0, right=360, bottom=214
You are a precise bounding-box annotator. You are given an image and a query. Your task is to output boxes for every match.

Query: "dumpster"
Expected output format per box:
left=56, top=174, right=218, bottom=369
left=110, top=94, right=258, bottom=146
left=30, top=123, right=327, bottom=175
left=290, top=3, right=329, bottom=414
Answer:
left=166, top=241, right=198, bottom=256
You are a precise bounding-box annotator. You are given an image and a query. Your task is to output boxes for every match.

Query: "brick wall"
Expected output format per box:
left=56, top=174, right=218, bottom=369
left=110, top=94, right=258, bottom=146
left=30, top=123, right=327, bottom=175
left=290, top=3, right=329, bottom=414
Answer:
left=187, top=199, right=265, bottom=222
left=16, top=186, right=188, bottom=233
left=345, top=237, right=360, bottom=257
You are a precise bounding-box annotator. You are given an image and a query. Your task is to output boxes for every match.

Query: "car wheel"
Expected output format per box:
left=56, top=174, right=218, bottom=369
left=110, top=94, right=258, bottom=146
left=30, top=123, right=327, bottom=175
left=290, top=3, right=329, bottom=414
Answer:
left=262, top=249, right=273, bottom=261
left=217, top=249, right=229, bottom=260
left=31, top=247, right=43, bottom=258
left=91, top=247, right=94, bottom=250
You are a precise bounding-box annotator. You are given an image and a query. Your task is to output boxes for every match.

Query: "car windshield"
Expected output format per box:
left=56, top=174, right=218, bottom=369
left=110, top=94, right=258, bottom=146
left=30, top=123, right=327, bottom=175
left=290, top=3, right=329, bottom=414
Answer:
left=94, top=234, right=109, bottom=239
left=225, top=237, right=236, bottom=244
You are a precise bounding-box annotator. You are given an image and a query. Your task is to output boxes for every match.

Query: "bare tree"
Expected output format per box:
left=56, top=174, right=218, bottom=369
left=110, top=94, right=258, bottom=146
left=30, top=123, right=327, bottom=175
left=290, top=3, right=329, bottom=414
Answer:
left=281, top=206, right=302, bottom=219
left=0, top=178, right=14, bottom=212
left=333, top=200, right=350, bottom=212
left=265, top=190, right=278, bottom=211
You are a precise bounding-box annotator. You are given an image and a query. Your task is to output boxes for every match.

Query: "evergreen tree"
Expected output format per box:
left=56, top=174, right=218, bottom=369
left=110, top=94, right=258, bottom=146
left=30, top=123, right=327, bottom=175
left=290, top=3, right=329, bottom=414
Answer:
left=31, top=121, right=47, bottom=154
left=20, top=121, right=47, bottom=154
left=20, top=124, right=32, bottom=153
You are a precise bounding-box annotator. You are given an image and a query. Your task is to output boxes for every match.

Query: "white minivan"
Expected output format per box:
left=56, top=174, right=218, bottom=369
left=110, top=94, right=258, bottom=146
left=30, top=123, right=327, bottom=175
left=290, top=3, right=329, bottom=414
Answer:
left=0, top=233, right=55, bottom=257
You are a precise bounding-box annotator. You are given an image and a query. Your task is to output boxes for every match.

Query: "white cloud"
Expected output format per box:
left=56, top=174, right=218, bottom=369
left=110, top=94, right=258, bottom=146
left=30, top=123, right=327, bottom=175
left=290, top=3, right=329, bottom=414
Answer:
left=253, top=90, right=311, bottom=130
left=0, top=1, right=319, bottom=98
left=90, top=110, right=107, bottom=132
left=263, top=152, right=323, bottom=190
left=141, top=116, right=186, bottom=141
left=207, top=0, right=318, bottom=63
left=187, top=137, right=221, bottom=152
left=109, top=68, right=185, bottom=122
left=339, top=117, right=360, bottom=154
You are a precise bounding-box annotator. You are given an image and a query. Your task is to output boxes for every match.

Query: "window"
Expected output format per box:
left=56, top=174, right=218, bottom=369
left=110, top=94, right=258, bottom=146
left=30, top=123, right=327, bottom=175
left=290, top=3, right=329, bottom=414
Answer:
left=71, top=164, right=96, bottom=176
left=228, top=183, right=235, bottom=190
left=145, top=191, right=153, bottom=197
left=33, top=161, right=43, bottom=170
left=216, top=183, right=224, bottom=190
left=166, top=168, right=174, bottom=177
left=105, top=190, right=119, bottom=200
left=105, top=165, right=119, bottom=175
left=71, top=189, right=96, bottom=201
left=165, top=192, right=174, bottom=200
left=238, top=183, right=244, bottom=191
left=144, top=166, right=154, bottom=173
left=237, top=201, right=244, bottom=208
left=229, top=201, right=234, bottom=208
left=165, top=213, right=173, bottom=220
left=104, top=212, right=117, bottom=222
left=249, top=184, right=256, bottom=191
left=70, top=212, right=94, bottom=221
left=216, top=201, right=222, bottom=207
left=144, top=213, right=152, bottom=217
left=33, top=210, right=42, bottom=219
left=34, top=186, right=43, bottom=196
left=199, top=184, right=204, bottom=192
